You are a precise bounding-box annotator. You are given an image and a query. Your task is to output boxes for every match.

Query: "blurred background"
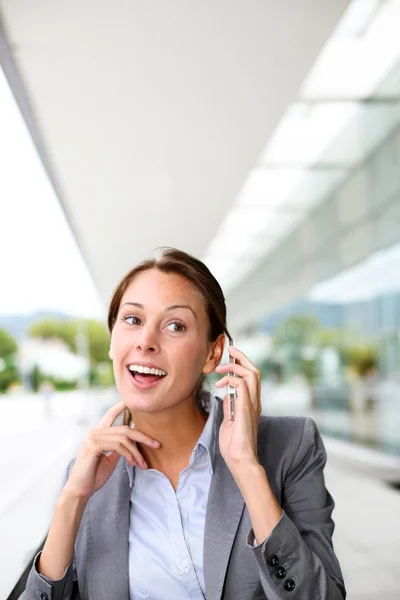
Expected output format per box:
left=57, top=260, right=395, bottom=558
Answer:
left=1, top=1, right=399, bottom=598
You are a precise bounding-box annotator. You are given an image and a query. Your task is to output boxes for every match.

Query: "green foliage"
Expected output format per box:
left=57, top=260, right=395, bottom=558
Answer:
left=0, top=365, right=19, bottom=392
left=29, top=317, right=111, bottom=366
left=274, top=315, right=320, bottom=349
left=30, top=364, right=42, bottom=392
left=0, top=328, right=18, bottom=358
left=273, top=316, right=320, bottom=383
left=28, top=363, right=78, bottom=392
left=86, top=320, right=111, bottom=364
left=272, top=313, right=378, bottom=383
left=299, top=358, right=318, bottom=383
left=29, top=318, right=77, bottom=352
left=89, top=363, right=115, bottom=388
left=340, top=343, right=378, bottom=376
left=0, top=329, right=20, bottom=392
left=257, top=358, right=282, bottom=380
left=48, top=378, right=78, bottom=391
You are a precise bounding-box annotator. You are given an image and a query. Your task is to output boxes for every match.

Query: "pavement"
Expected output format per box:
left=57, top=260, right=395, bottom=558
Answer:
left=325, top=458, right=400, bottom=600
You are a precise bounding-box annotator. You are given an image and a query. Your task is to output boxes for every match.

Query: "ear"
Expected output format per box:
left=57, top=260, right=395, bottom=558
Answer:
left=202, top=333, right=225, bottom=375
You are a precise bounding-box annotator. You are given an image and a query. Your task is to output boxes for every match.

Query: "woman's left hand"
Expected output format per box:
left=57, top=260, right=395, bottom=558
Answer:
left=215, top=346, right=261, bottom=476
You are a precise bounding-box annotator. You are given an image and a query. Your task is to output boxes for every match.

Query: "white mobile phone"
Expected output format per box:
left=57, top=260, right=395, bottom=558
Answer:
left=227, top=335, right=236, bottom=421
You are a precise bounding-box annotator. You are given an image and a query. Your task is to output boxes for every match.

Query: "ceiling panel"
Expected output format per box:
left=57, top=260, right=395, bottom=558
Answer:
left=0, top=0, right=348, bottom=314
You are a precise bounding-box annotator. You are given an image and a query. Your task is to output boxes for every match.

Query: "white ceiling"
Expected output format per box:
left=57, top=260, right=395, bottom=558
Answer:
left=0, top=0, right=348, bottom=320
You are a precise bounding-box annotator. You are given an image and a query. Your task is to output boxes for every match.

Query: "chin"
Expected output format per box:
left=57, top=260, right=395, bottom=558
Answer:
left=120, top=387, right=168, bottom=413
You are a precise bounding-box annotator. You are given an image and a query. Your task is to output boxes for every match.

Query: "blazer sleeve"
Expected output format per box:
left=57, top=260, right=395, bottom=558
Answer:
left=247, top=417, right=346, bottom=600
left=18, top=460, right=81, bottom=600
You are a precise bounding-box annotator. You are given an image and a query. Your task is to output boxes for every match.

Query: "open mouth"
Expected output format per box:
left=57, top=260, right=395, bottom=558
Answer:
left=127, top=364, right=167, bottom=388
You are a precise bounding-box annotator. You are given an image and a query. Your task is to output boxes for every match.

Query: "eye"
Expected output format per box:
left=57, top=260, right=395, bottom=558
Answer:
left=123, top=315, right=142, bottom=326
left=166, top=321, right=186, bottom=333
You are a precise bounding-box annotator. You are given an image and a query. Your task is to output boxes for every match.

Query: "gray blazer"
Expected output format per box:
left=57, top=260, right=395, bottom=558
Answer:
left=21, top=401, right=346, bottom=600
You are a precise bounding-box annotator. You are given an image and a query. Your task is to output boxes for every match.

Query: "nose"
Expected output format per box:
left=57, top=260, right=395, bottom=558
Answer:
left=135, top=325, right=160, bottom=354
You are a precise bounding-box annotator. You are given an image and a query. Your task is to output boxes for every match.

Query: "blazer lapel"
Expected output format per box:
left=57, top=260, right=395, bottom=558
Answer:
left=86, top=459, right=130, bottom=600
left=203, top=400, right=245, bottom=600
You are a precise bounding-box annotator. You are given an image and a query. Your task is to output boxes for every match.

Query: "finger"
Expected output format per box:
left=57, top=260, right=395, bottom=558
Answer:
left=216, top=371, right=259, bottom=411
left=101, top=437, right=140, bottom=467
left=215, top=363, right=258, bottom=389
left=227, top=346, right=258, bottom=372
left=223, top=349, right=261, bottom=399
left=99, top=400, right=127, bottom=428
left=216, top=362, right=255, bottom=378
left=128, top=443, right=147, bottom=470
left=117, top=426, right=161, bottom=448
left=107, top=434, right=148, bottom=469
left=216, top=374, right=260, bottom=412
left=106, top=450, right=132, bottom=470
left=96, top=432, right=149, bottom=470
left=215, top=375, right=246, bottom=390
left=221, top=394, right=232, bottom=423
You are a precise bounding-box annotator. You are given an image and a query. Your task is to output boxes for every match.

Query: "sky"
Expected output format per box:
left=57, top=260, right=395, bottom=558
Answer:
left=0, top=67, right=104, bottom=319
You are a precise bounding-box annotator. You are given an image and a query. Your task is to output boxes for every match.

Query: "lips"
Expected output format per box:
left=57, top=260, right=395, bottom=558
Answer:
left=127, top=362, right=167, bottom=376
left=127, top=366, right=167, bottom=390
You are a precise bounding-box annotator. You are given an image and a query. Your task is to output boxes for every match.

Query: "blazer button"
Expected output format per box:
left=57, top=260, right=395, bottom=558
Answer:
left=267, top=554, right=279, bottom=567
left=283, top=579, right=296, bottom=591
left=40, top=594, right=49, bottom=600
left=276, top=566, right=286, bottom=579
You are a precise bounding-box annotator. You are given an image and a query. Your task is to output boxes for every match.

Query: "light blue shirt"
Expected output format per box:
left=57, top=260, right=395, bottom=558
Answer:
left=125, top=393, right=217, bottom=600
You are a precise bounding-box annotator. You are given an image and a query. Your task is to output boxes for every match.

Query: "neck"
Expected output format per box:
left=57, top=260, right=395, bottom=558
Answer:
left=130, top=395, right=208, bottom=472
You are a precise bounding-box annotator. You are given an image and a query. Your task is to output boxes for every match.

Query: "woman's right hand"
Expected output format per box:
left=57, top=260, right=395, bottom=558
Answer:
left=63, top=400, right=160, bottom=500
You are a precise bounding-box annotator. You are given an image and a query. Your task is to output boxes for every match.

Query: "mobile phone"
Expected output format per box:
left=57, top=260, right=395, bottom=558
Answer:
left=227, top=335, right=237, bottom=421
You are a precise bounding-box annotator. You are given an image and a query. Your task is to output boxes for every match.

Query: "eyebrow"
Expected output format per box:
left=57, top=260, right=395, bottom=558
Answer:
left=121, top=302, right=198, bottom=320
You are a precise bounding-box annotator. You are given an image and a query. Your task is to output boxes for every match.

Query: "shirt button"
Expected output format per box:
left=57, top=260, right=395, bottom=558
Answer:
left=178, top=558, right=190, bottom=572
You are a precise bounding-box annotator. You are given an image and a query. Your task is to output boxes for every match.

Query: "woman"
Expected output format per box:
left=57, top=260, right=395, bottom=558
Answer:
left=21, top=248, right=346, bottom=600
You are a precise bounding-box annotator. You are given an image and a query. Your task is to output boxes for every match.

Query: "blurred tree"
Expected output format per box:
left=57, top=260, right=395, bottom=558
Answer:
left=92, top=362, right=115, bottom=388
left=340, top=343, right=378, bottom=377
left=274, top=315, right=320, bottom=348
left=273, top=315, right=320, bottom=383
left=46, top=376, right=78, bottom=391
left=0, top=365, right=19, bottom=392
left=257, top=357, right=283, bottom=381
left=0, top=328, right=18, bottom=357
left=86, top=320, right=111, bottom=364
left=0, top=328, right=20, bottom=392
left=272, top=313, right=379, bottom=384
left=29, top=318, right=77, bottom=352
left=29, top=318, right=110, bottom=365
left=30, top=363, right=42, bottom=392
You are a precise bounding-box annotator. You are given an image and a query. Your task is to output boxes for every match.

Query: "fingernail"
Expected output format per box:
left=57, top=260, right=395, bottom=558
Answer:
left=143, top=461, right=148, bottom=469
left=152, top=440, right=161, bottom=447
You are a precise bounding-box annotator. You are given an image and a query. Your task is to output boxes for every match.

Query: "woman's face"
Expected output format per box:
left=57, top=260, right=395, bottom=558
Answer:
left=110, top=268, right=222, bottom=413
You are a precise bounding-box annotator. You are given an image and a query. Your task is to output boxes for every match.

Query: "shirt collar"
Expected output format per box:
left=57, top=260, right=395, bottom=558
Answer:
left=125, top=391, right=218, bottom=488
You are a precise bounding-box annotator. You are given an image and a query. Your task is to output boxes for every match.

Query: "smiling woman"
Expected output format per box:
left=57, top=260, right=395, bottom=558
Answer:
left=20, top=248, right=346, bottom=600
left=106, top=248, right=232, bottom=426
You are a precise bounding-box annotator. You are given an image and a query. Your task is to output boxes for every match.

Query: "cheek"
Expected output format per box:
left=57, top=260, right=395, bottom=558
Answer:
left=171, top=338, right=206, bottom=371
left=111, top=328, right=132, bottom=363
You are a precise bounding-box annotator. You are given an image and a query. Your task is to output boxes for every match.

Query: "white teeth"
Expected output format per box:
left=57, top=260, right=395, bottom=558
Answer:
left=128, top=364, right=167, bottom=376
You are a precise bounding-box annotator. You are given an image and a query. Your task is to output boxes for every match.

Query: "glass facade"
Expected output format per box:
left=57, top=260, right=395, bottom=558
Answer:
left=257, top=53, right=400, bottom=456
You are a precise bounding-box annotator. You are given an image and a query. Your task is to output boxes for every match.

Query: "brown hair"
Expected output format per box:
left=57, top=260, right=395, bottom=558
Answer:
left=107, top=247, right=231, bottom=424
